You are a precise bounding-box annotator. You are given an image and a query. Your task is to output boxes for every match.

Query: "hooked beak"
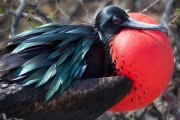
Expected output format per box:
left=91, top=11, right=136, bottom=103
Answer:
left=121, top=17, right=168, bottom=35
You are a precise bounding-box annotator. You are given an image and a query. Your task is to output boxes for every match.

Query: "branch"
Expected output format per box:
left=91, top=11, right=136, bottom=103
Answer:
left=0, top=26, right=10, bottom=34
left=161, top=0, right=174, bottom=27
left=11, top=0, right=53, bottom=36
left=11, top=0, right=28, bottom=36
left=25, top=0, right=52, bottom=23
left=163, top=90, right=180, bottom=120
left=160, top=0, right=175, bottom=43
left=55, top=0, right=92, bottom=25
left=92, top=0, right=109, bottom=20
left=153, top=96, right=168, bottom=120
left=79, top=0, right=93, bottom=24
left=140, top=0, right=160, bottom=13
left=7, top=9, right=47, bottom=24
left=169, top=14, right=180, bottom=26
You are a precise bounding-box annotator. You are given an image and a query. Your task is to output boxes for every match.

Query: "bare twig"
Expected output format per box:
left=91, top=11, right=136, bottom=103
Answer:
left=79, top=0, right=93, bottom=24
left=25, top=0, right=50, bottom=21
left=11, top=0, right=28, bottom=36
left=168, top=14, right=180, bottom=26
left=160, top=0, right=175, bottom=44
left=176, top=87, right=180, bottom=110
left=141, top=0, right=160, bottom=13
left=55, top=0, right=92, bottom=25
left=55, top=0, right=65, bottom=15
left=0, top=26, right=10, bottom=40
left=0, top=0, right=18, bottom=8
left=35, top=8, right=52, bottom=23
left=161, top=0, right=174, bottom=27
left=153, top=96, right=168, bottom=120
left=92, top=0, right=109, bottom=20
left=0, top=26, right=10, bottom=34
left=7, top=9, right=47, bottom=24
left=163, top=91, right=180, bottom=120
left=167, top=79, right=180, bottom=88
left=162, top=0, right=179, bottom=35
left=11, top=0, right=52, bottom=36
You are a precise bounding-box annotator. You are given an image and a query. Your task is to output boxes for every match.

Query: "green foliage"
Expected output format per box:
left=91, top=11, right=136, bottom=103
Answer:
left=176, top=8, right=180, bottom=14
left=26, top=17, right=32, bottom=22
left=0, top=0, right=5, bottom=5
left=25, top=7, right=33, bottom=22
left=26, top=6, right=32, bottom=12
left=0, top=7, right=6, bottom=14
left=48, top=12, right=54, bottom=20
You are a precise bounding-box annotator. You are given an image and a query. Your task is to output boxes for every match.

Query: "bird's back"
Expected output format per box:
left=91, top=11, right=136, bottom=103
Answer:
left=0, top=23, right=132, bottom=120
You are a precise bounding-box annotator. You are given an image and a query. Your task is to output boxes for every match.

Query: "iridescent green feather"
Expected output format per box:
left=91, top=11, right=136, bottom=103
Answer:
left=14, top=53, right=52, bottom=76
left=22, top=68, right=47, bottom=86
left=8, top=23, right=96, bottom=100
left=35, top=64, right=57, bottom=87
left=16, top=23, right=61, bottom=37
left=55, top=35, right=81, bottom=48
left=46, top=60, right=71, bottom=100
left=55, top=45, right=75, bottom=66
left=12, top=42, right=48, bottom=53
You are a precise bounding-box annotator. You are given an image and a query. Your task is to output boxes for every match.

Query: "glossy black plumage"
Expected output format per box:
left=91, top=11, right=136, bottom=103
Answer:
left=0, top=23, right=132, bottom=120
left=0, top=76, right=132, bottom=120
left=0, top=5, right=168, bottom=120
left=0, top=24, right=100, bottom=100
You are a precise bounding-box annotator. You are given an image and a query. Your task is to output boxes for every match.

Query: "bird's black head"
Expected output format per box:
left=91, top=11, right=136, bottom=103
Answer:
left=95, top=6, right=128, bottom=42
left=95, top=5, right=168, bottom=44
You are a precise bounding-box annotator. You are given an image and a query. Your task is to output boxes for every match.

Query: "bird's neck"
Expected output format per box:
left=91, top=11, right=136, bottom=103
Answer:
left=102, top=34, right=117, bottom=76
left=99, top=31, right=113, bottom=45
left=95, top=30, right=118, bottom=76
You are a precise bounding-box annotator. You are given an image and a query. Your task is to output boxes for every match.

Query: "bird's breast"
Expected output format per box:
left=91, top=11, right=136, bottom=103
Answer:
left=109, top=13, right=174, bottom=112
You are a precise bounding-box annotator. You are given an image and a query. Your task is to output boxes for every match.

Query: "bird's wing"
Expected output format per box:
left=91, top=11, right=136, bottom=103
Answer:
left=0, top=23, right=96, bottom=100
left=0, top=76, right=132, bottom=120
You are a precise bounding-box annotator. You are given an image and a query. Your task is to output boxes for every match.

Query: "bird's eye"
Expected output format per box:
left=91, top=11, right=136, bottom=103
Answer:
left=112, top=16, right=121, bottom=24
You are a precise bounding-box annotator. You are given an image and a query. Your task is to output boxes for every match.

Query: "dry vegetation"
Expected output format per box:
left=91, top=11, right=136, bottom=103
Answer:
left=0, top=0, right=180, bottom=120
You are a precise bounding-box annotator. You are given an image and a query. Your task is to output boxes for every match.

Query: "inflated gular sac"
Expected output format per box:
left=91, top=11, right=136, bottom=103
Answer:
left=110, top=13, right=174, bottom=112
